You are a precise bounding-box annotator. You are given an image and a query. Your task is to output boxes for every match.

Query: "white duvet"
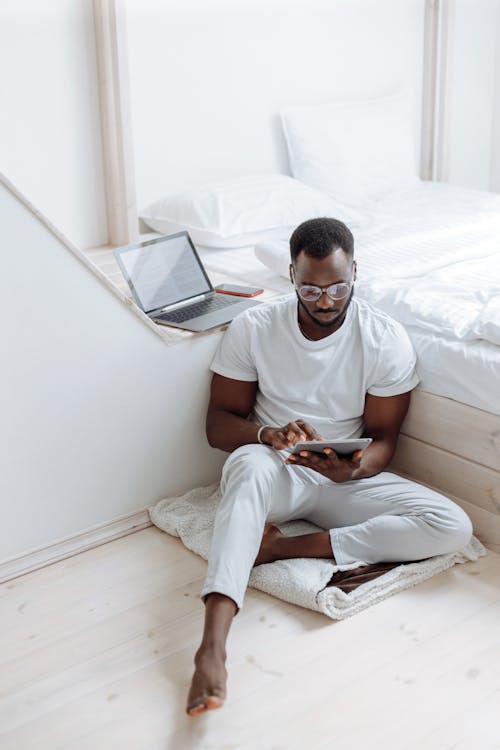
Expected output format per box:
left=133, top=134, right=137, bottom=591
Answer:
left=255, top=182, right=500, bottom=347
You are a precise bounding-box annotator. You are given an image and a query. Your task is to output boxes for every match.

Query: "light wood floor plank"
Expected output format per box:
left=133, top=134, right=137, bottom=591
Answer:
left=0, top=528, right=499, bottom=750
left=0, top=530, right=196, bottom=661
left=166, top=561, right=500, bottom=750
left=412, top=686, right=500, bottom=750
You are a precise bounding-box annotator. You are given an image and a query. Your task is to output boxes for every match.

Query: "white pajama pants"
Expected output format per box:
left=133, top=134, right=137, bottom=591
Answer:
left=200, top=444, right=473, bottom=612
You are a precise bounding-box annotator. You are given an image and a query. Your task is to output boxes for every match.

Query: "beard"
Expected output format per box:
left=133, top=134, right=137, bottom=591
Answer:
left=296, top=287, right=355, bottom=329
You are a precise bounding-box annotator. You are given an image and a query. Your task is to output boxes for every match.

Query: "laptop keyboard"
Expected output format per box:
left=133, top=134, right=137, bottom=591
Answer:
left=156, top=294, right=240, bottom=323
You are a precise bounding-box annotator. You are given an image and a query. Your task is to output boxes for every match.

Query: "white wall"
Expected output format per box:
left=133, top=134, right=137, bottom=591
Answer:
left=126, top=0, right=425, bottom=208
left=0, top=0, right=108, bottom=249
left=444, top=0, right=500, bottom=190
left=490, top=1, right=500, bottom=192
left=0, top=178, right=225, bottom=561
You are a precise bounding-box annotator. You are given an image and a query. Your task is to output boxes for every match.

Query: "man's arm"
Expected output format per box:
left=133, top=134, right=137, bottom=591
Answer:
left=206, top=373, right=321, bottom=453
left=352, top=390, right=412, bottom=479
left=286, top=390, right=412, bottom=482
left=206, top=373, right=259, bottom=452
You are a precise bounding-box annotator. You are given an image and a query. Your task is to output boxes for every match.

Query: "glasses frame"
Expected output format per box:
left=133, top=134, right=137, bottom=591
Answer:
left=290, top=265, right=354, bottom=302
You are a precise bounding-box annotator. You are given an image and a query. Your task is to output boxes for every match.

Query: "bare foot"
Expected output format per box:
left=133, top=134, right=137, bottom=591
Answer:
left=186, top=647, right=227, bottom=717
left=254, top=524, right=284, bottom=566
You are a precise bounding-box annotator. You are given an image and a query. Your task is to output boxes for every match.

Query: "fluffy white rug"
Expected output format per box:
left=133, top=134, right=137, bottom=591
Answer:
left=149, top=483, right=487, bottom=620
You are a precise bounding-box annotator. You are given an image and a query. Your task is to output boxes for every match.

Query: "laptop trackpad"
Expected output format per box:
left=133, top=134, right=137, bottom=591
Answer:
left=183, top=300, right=259, bottom=331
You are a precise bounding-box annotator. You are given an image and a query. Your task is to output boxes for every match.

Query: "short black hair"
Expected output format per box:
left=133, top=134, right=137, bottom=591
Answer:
left=290, top=217, right=354, bottom=263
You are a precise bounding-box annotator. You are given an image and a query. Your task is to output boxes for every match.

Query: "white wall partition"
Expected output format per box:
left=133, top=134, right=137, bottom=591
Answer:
left=126, top=0, right=425, bottom=208
left=443, top=0, right=500, bottom=190
left=0, top=0, right=108, bottom=249
left=0, top=177, right=225, bottom=562
left=490, top=1, right=500, bottom=192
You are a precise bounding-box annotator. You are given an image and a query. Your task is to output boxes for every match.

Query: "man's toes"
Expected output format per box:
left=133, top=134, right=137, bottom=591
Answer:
left=206, top=695, right=224, bottom=711
left=187, top=702, right=206, bottom=716
left=187, top=695, right=224, bottom=717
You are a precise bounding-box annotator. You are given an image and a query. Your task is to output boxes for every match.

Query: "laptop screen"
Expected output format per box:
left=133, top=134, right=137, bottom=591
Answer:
left=116, top=232, right=212, bottom=313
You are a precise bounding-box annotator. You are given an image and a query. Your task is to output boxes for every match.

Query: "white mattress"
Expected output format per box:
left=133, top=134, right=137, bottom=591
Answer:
left=199, top=182, right=500, bottom=416
left=402, top=327, right=499, bottom=414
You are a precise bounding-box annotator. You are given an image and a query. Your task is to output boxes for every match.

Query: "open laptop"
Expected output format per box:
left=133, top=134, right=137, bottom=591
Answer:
left=113, top=231, right=261, bottom=331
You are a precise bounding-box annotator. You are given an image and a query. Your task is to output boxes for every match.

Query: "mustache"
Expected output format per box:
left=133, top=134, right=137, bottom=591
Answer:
left=296, top=287, right=355, bottom=326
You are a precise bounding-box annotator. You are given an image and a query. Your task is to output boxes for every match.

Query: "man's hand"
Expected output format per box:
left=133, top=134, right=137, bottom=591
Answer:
left=263, top=419, right=323, bottom=450
left=285, top=447, right=364, bottom=483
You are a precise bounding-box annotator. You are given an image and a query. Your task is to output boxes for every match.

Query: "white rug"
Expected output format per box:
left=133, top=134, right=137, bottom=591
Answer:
left=149, top=483, right=487, bottom=620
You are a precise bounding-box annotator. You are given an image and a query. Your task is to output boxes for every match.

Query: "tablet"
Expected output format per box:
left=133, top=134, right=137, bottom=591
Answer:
left=290, top=438, right=373, bottom=456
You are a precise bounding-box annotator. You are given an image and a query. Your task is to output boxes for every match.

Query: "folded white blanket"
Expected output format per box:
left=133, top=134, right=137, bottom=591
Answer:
left=149, top=483, right=487, bottom=620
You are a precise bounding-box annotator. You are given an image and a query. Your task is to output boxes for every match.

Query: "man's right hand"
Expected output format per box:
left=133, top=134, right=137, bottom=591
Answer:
left=261, top=420, right=323, bottom=450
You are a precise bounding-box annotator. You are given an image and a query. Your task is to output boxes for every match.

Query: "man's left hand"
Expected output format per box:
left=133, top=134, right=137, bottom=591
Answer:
left=285, top=447, right=363, bottom=483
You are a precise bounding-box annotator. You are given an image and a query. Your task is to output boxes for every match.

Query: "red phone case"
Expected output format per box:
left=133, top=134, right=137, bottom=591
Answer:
left=215, top=287, right=263, bottom=297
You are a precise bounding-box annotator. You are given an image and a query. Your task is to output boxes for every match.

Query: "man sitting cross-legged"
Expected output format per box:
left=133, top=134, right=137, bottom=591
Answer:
left=186, top=217, right=473, bottom=717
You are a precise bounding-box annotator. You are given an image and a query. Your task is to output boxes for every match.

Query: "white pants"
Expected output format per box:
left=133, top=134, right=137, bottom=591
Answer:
left=200, top=444, right=473, bottom=612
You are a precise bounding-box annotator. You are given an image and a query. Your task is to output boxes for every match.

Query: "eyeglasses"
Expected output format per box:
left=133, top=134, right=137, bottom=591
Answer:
left=294, top=279, right=353, bottom=302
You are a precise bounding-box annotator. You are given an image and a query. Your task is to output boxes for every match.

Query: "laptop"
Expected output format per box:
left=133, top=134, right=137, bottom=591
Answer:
left=113, top=231, right=261, bottom=331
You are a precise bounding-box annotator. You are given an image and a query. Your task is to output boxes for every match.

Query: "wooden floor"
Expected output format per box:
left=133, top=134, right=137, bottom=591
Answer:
left=1, top=528, right=499, bottom=750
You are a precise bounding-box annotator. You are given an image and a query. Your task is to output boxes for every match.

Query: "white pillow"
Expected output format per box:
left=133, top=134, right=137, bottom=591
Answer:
left=281, top=90, right=420, bottom=205
left=139, top=174, right=365, bottom=248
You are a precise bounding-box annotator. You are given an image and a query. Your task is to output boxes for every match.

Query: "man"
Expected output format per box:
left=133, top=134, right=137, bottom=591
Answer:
left=186, top=217, right=473, bottom=717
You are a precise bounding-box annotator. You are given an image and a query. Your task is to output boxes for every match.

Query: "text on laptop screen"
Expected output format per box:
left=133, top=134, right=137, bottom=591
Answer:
left=119, top=234, right=211, bottom=312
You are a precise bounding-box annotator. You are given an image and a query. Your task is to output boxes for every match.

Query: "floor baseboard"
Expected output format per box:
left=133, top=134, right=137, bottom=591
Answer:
left=0, top=510, right=153, bottom=584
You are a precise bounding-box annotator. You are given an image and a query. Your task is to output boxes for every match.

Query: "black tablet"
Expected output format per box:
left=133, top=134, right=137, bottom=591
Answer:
left=290, top=438, right=373, bottom=456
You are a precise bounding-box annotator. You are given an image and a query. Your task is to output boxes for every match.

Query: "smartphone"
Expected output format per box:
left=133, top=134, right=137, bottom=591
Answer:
left=291, top=438, right=373, bottom=456
left=214, top=283, right=264, bottom=297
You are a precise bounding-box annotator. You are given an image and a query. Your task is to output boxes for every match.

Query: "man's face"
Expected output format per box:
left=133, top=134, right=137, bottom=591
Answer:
left=290, top=249, right=357, bottom=329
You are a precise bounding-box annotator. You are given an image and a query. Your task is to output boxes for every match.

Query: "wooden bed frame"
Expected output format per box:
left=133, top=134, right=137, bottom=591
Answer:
left=391, top=390, right=500, bottom=553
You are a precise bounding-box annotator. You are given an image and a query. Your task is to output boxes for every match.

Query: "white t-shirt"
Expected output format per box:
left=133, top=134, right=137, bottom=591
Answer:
left=210, top=295, right=420, bottom=439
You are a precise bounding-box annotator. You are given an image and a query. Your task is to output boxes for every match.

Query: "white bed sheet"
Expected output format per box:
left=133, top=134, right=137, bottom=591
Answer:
left=403, top=328, right=499, bottom=415
left=198, top=182, right=500, bottom=415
